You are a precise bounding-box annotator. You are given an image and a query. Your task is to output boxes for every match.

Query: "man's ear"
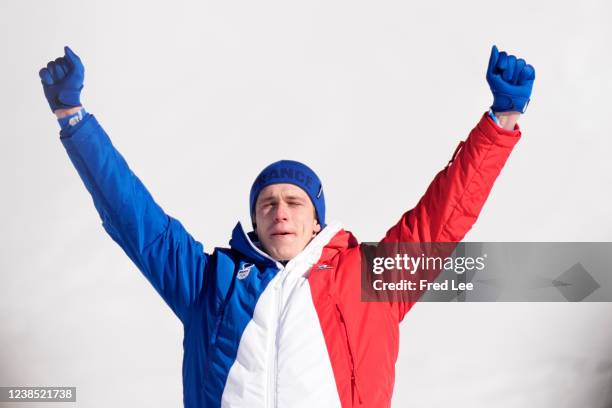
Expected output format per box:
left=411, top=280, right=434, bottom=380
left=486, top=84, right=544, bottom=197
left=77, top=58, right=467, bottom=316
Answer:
left=313, top=220, right=322, bottom=234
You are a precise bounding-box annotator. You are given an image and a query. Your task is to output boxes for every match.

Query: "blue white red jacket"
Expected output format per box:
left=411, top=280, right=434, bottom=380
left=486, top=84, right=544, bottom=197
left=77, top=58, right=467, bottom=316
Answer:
left=59, top=113, right=521, bottom=407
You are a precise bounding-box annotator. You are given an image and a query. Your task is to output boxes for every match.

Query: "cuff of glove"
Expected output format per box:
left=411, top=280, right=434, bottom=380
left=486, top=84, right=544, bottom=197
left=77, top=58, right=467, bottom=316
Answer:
left=491, top=94, right=530, bottom=114
left=47, top=88, right=83, bottom=112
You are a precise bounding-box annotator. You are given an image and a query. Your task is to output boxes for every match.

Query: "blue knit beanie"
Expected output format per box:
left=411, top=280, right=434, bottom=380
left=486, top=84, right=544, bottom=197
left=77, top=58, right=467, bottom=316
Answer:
left=250, top=160, right=325, bottom=227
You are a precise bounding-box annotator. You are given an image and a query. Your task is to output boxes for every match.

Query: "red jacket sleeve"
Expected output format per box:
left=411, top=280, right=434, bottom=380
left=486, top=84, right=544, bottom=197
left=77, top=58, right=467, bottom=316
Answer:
left=381, top=112, right=521, bottom=320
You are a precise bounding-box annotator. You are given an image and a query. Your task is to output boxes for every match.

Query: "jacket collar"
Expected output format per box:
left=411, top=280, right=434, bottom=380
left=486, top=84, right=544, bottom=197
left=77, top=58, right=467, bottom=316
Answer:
left=229, top=221, right=352, bottom=268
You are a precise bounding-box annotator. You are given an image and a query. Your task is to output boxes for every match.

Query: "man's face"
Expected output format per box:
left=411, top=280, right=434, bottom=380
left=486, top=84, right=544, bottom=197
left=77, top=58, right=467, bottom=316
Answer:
left=254, top=183, right=321, bottom=261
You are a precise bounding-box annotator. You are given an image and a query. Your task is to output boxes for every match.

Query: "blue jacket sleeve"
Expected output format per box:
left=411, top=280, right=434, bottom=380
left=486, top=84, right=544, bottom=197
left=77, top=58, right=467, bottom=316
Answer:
left=60, top=114, right=208, bottom=324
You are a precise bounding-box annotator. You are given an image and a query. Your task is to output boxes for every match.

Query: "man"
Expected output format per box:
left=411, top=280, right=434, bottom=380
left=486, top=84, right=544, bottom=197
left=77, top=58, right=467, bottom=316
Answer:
left=39, top=46, right=534, bottom=407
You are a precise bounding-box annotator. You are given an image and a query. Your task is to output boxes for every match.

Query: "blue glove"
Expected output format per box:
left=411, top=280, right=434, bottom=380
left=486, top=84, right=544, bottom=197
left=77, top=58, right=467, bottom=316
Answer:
left=486, top=45, right=535, bottom=113
left=39, top=46, right=84, bottom=112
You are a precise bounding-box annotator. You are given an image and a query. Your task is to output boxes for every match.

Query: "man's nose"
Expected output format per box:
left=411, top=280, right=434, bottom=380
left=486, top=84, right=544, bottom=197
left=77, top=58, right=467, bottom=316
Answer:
left=273, top=202, right=289, bottom=221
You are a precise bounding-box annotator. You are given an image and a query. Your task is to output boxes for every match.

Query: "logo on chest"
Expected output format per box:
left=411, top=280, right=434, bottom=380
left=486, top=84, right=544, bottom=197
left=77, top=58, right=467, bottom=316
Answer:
left=237, top=263, right=254, bottom=280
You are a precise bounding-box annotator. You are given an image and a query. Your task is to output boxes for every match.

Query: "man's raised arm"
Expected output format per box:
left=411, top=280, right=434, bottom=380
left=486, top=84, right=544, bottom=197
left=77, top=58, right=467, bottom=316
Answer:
left=380, top=46, right=535, bottom=319
left=39, top=47, right=208, bottom=323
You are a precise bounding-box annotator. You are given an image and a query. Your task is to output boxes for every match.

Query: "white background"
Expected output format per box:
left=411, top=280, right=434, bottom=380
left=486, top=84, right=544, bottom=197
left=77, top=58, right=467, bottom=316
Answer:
left=1, top=0, right=612, bottom=406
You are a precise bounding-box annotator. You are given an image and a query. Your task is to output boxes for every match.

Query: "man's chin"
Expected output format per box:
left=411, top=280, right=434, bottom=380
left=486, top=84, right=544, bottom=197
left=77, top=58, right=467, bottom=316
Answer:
left=267, top=246, right=298, bottom=262
left=272, top=252, right=295, bottom=262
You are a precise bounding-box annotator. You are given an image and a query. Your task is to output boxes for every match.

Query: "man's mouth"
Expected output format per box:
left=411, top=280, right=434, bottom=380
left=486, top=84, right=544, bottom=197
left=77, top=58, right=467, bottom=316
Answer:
left=271, top=231, right=294, bottom=237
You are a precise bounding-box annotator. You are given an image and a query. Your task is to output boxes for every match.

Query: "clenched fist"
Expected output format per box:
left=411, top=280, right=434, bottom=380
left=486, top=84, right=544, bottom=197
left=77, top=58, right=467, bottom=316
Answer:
left=486, top=45, right=535, bottom=114
left=39, top=46, right=84, bottom=113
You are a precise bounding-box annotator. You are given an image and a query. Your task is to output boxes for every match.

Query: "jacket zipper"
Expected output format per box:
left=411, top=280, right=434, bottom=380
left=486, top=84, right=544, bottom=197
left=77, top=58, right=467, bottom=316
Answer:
left=210, top=309, right=223, bottom=346
left=204, top=301, right=228, bottom=384
left=268, top=267, right=285, bottom=408
left=237, top=226, right=284, bottom=408
left=335, top=303, right=362, bottom=405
